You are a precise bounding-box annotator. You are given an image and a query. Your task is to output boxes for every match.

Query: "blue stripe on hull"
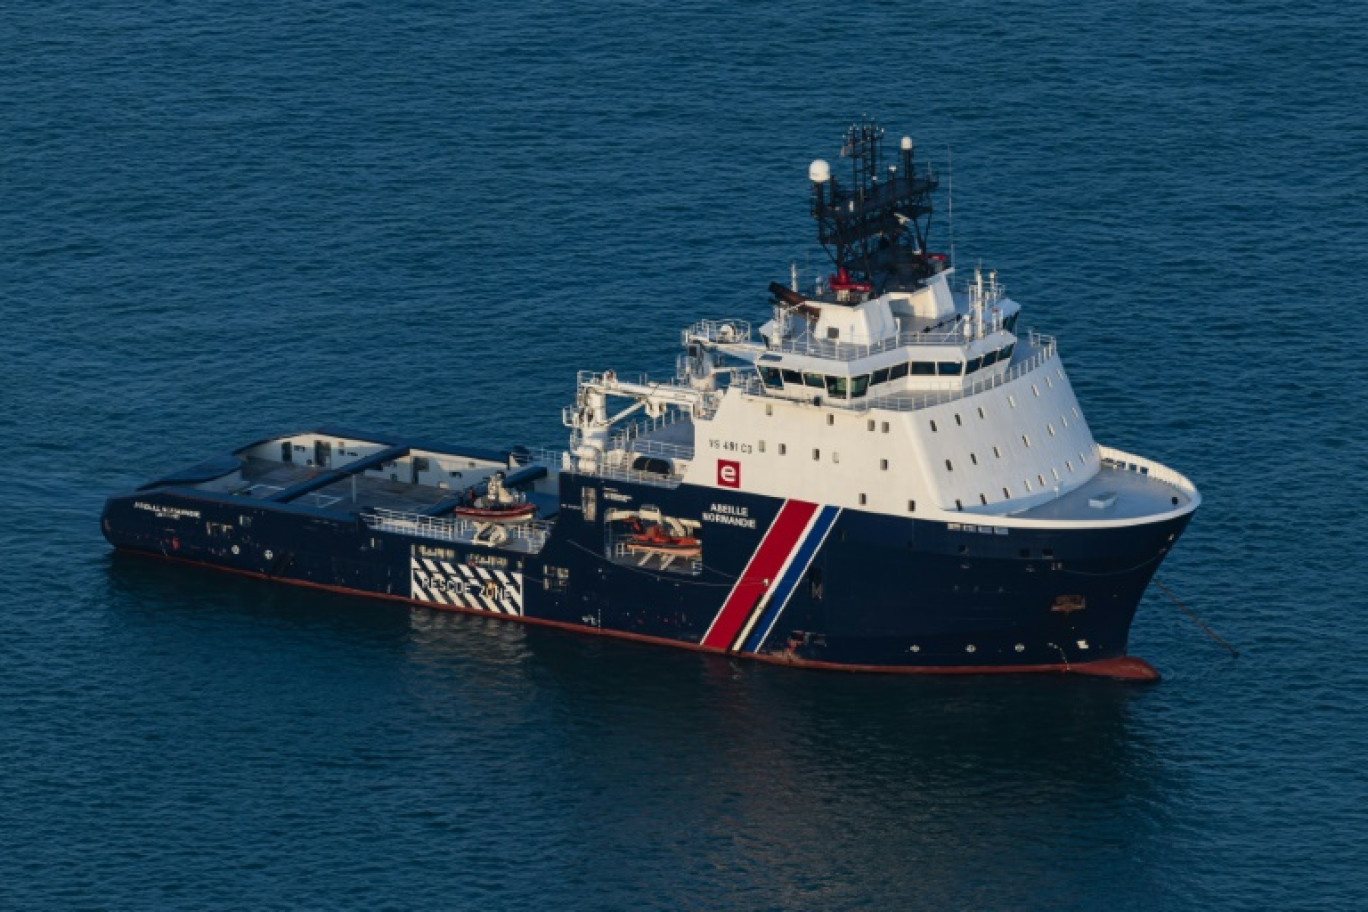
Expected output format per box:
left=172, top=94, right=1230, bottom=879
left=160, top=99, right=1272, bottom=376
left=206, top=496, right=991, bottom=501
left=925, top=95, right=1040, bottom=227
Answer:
left=740, top=504, right=840, bottom=654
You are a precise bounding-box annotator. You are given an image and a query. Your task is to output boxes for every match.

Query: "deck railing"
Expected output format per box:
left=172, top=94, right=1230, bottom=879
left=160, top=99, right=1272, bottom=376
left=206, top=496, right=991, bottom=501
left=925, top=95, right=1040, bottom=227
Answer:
left=364, top=507, right=554, bottom=553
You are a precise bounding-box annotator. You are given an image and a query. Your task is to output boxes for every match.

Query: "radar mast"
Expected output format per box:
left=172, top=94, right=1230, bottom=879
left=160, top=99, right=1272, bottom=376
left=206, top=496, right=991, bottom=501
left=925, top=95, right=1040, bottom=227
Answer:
left=809, top=119, right=941, bottom=296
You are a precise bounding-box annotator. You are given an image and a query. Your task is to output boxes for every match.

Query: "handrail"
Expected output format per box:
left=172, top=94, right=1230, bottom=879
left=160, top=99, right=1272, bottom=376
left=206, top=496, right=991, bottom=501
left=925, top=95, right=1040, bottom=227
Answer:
left=737, top=332, right=1057, bottom=413
left=364, top=507, right=554, bottom=552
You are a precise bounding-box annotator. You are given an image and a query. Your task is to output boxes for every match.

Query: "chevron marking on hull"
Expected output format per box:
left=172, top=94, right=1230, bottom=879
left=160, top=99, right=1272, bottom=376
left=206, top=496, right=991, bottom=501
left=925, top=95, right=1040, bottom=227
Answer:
left=701, top=500, right=818, bottom=650
left=410, top=556, right=523, bottom=615
left=738, top=504, right=842, bottom=654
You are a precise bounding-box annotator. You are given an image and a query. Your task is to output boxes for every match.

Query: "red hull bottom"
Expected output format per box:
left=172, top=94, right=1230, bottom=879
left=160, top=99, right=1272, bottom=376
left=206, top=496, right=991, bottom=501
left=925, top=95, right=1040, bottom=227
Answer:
left=115, top=549, right=1161, bottom=682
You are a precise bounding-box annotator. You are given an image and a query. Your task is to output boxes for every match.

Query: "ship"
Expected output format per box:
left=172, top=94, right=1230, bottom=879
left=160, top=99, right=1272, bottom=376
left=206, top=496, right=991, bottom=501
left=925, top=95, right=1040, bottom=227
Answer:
left=101, top=120, right=1200, bottom=680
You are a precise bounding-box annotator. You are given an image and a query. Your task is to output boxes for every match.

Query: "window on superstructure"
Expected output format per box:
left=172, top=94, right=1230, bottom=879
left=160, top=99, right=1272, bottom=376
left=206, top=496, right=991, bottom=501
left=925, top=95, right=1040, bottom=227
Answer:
left=981, top=350, right=1000, bottom=368
left=1038, top=474, right=1046, bottom=486
left=827, top=414, right=835, bottom=426
left=938, top=362, right=963, bottom=376
left=1024, top=479, right=1033, bottom=492
left=833, top=452, right=840, bottom=464
left=1022, top=435, right=1031, bottom=448
left=993, top=446, right=1001, bottom=458
left=881, top=422, right=890, bottom=433
left=827, top=327, right=840, bottom=340
left=980, top=494, right=988, bottom=505
left=1065, top=460, right=1073, bottom=472
left=880, top=459, right=889, bottom=471
left=765, top=404, right=773, bottom=416
left=824, top=375, right=848, bottom=399
left=804, top=372, right=824, bottom=389
left=908, top=500, right=916, bottom=512
left=759, top=441, right=766, bottom=453
left=1002, top=486, right=1010, bottom=498
left=859, top=494, right=867, bottom=505
left=890, top=362, right=909, bottom=380
left=978, top=407, right=985, bottom=420
left=955, top=499, right=963, bottom=510
left=851, top=375, right=870, bottom=398
left=945, top=459, right=953, bottom=471
left=930, top=420, right=938, bottom=432
left=867, top=419, right=876, bottom=431
left=954, top=413, right=962, bottom=426
left=970, top=453, right=978, bottom=465
left=813, top=449, right=821, bottom=460
left=779, top=444, right=787, bottom=455
left=872, top=367, right=890, bottom=386
left=782, top=369, right=802, bottom=385
left=912, top=362, right=935, bottom=376
left=965, top=357, right=982, bottom=374
left=760, top=367, right=783, bottom=389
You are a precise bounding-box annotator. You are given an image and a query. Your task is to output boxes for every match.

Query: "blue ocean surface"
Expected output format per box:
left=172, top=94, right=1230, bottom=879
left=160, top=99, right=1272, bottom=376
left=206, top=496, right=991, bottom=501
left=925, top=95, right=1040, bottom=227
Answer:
left=3, top=1, right=1366, bottom=908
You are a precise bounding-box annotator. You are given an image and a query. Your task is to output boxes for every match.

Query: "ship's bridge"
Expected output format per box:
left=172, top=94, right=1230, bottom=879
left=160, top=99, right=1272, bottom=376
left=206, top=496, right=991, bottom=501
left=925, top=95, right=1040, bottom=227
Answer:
left=684, top=267, right=1023, bottom=409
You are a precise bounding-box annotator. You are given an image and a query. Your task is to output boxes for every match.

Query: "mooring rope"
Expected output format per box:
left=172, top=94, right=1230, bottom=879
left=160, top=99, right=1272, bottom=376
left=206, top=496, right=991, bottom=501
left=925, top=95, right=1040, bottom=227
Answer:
left=1154, top=579, right=1240, bottom=658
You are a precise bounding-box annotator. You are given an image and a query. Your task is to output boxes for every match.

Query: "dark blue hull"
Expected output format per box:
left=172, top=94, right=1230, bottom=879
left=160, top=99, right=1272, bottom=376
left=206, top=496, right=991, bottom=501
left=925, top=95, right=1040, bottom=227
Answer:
left=102, top=467, right=1191, bottom=678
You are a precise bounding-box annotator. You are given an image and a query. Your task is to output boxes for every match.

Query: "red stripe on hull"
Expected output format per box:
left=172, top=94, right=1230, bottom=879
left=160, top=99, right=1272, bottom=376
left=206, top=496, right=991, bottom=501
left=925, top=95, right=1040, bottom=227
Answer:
left=700, top=500, right=817, bottom=650
left=112, top=548, right=1160, bottom=681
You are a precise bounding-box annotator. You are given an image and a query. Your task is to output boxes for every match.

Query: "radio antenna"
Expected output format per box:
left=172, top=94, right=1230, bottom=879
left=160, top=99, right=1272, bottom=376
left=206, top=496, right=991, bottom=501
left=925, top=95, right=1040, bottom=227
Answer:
left=947, top=145, right=956, bottom=273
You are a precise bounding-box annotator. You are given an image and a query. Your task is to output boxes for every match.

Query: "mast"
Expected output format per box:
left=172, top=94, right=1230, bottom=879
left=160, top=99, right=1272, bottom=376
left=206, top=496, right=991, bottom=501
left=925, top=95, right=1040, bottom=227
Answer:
left=808, top=119, right=941, bottom=296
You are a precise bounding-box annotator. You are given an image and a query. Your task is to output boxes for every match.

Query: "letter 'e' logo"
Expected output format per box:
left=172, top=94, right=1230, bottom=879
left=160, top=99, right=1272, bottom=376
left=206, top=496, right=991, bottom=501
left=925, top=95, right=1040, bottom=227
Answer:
left=717, top=460, right=741, bottom=488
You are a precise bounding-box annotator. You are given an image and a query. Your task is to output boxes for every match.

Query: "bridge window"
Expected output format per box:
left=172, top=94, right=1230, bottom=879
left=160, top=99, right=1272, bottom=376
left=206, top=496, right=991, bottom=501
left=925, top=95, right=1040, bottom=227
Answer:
left=782, top=369, right=802, bottom=385
left=938, top=361, right=963, bottom=376
left=871, top=367, right=890, bottom=385
left=981, top=349, right=1000, bottom=368
left=760, top=367, right=783, bottom=389
left=803, top=372, right=825, bottom=389
left=824, top=375, right=848, bottom=398
left=851, top=374, right=870, bottom=398
left=965, top=357, right=982, bottom=374
left=911, top=361, right=935, bottom=376
left=890, top=362, right=909, bottom=380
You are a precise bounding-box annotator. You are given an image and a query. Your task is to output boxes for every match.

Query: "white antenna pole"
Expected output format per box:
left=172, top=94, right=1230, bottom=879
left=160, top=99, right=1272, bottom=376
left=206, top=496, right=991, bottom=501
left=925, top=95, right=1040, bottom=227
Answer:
left=947, top=145, right=956, bottom=273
